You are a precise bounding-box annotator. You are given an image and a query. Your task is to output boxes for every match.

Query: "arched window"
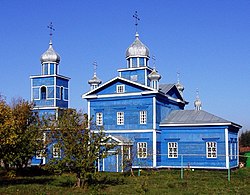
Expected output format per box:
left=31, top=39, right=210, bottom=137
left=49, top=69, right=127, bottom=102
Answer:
left=41, top=86, right=46, bottom=100
left=60, top=87, right=63, bottom=100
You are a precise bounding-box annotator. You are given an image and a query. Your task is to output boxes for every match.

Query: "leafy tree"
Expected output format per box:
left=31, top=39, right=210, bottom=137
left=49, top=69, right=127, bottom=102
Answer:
left=239, top=130, right=250, bottom=147
left=46, top=109, right=115, bottom=187
left=0, top=96, right=43, bottom=170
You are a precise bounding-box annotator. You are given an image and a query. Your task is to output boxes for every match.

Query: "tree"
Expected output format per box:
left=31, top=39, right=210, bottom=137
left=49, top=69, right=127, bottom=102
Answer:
left=46, top=109, right=115, bottom=187
left=239, top=130, right=250, bottom=147
left=0, top=96, right=43, bottom=170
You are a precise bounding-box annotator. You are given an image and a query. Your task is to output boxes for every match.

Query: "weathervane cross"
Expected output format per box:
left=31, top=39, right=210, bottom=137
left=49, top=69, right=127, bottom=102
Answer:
left=152, top=55, right=156, bottom=69
left=133, top=11, right=140, bottom=32
left=93, top=61, right=98, bottom=75
left=47, top=22, right=55, bottom=40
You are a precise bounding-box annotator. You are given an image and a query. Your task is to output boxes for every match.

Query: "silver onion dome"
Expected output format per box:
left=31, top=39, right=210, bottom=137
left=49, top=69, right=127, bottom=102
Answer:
left=40, top=40, right=61, bottom=64
left=126, top=32, right=150, bottom=58
left=88, top=73, right=102, bottom=85
left=194, top=98, right=202, bottom=110
left=148, top=69, right=161, bottom=81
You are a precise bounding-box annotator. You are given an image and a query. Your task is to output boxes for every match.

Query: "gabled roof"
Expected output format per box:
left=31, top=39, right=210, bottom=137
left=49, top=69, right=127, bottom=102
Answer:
left=82, top=76, right=154, bottom=98
left=160, top=110, right=241, bottom=128
left=82, top=77, right=186, bottom=104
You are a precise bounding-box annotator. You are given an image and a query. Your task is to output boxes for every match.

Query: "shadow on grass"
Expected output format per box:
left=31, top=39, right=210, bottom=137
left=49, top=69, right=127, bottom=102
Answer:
left=0, top=177, right=55, bottom=187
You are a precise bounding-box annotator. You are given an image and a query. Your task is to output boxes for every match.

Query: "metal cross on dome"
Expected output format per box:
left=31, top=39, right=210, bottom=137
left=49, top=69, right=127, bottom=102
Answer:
left=133, top=11, right=140, bottom=32
left=47, top=22, right=55, bottom=40
left=93, top=61, right=98, bottom=75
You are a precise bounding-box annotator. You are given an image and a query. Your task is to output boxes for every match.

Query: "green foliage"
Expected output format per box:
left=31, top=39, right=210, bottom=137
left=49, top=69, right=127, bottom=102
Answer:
left=45, top=109, right=116, bottom=187
left=239, top=130, right=250, bottom=147
left=0, top=96, right=44, bottom=170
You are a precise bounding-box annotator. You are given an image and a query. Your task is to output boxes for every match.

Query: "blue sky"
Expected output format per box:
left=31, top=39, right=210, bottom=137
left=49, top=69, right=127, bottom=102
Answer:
left=0, top=0, right=249, bottom=131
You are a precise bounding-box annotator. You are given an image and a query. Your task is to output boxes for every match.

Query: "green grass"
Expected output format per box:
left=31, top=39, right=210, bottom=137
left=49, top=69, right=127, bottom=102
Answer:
left=0, top=168, right=250, bottom=194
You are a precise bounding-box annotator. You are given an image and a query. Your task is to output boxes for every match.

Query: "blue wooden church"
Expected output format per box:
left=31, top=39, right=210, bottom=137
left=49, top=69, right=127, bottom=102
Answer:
left=30, top=24, right=241, bottom=171
left=82, top=31, right=241, bottom=172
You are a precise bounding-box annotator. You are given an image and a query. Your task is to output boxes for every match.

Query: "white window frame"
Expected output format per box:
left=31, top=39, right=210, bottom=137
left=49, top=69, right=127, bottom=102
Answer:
left=96, top=112, right=103, bottom=126
left=140, top=110, right=147, bottom=124
left=116, top=85, right=125, bottom=93
left=52, top=144, right=61, bottom=158
left=117, top=112, right=124, bottom=125
left=168, top=142, right=178, bottom=158
left=137, top=142, right=147, bottom=158
left=36, top=150, right=43, bottom=159
left=206, top=141, right=217, bottom=158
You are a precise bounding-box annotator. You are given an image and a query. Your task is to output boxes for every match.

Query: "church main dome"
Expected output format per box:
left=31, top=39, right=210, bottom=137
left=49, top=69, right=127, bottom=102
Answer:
left=40, top=40, right=61, bottom=64
left=126, top=33, right=150, bottom=58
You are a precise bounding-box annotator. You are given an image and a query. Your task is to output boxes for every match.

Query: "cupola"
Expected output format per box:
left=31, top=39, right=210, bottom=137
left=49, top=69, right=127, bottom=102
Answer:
left=125, top=33, right=150, bottom=68
left=194, top=89, right=202, bottom=110
left=148, top=69, right=161, bottom=90
left=40, top=40, right=61, bottom=64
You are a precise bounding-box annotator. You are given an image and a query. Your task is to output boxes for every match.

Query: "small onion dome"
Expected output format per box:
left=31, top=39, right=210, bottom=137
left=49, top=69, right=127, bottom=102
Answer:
left=194, top=98, right=202, bottom=110
left=176, top=82, right=184, bottom=92
left=40, top=40, right=61, bottom=64
left=148, top=69, right=161, bottom=81
left=125, top=32, right=150, bottom=59
left=88, top=74, right=102, bottom=86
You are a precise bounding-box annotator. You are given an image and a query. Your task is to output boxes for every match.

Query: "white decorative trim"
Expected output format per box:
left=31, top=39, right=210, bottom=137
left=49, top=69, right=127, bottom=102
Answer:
left=155, top=166, right=228, bottom=170
left=30, top=74, right=70, bottom=80
left=103, top=158, right=105, bottom=171
left=153, top=97, right=156, bottom=129
left=116, top=154, right=119, bottom=172
left=117, top=66, right=153, bottom=72
left=153, top=130, right=156, bottom=167
left=82, top=76, right=154, bottom=98
left=93, top=129, right=161, bottom=133
left=225, top=128, right=229, bottom=169
left=54, top=77, right=56, bottom=107
left=144, top=69, right=147, bottom=86
left=160, top=123, right=241, bottom=128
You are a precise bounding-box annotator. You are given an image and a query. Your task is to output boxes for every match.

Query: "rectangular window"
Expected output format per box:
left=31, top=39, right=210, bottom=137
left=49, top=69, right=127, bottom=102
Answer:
left=123, top=146, right=131, bottom=160
left=117, top=112, right=124, bottom=125
left=36, top=150, right=43, bottom=159
left=43, top=64, right=48, bottom=75
left=96, top=112, right=103, bottom=126
left=117, top=85, right=125, bottom=93
left=137, top=142, right=147, bottom=158
left=132, top=57, right=137, bottom=67
left=53, top=144, right=61, bottom=158
left=168, top=142, right=178, bottom=158
left=50, top=63, right=54, bottom=74
left=206, top=142, right=217, bottom=158
left=139, top=57, right=144, bottom=66
left=140, top=110, right=147, bottom=124
left=130, top=75, right=138, bottom=81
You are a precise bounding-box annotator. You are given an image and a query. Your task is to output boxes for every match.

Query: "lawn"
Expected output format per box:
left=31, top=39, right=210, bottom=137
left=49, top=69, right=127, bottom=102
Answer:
left=0, top=168, right=249, bottom=194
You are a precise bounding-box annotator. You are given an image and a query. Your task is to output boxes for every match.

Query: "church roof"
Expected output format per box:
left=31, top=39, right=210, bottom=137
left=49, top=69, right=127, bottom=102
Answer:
left=160, top=110, right=241, bottom=128
left=159, top=84, right=175, bottom=94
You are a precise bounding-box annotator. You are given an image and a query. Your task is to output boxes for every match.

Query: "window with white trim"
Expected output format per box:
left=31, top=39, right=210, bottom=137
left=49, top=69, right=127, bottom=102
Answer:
left=53, top=144, right=61, bottom=158
left=168, top=142, right=178, bottom=158
left=96, top=112, right=103, bottom=126
left=36, top=150, right=43, bottom=159
left=117, top=85, right=125, bottom=93
left=117, top=112, right=124, bottom=125
left=41, top=86, right=47, bottom=100
left=137, top=142, right=147, bottom=158
left=206, top=142, right=217, bottom=158
left=140, top=110, right=147, bottom=124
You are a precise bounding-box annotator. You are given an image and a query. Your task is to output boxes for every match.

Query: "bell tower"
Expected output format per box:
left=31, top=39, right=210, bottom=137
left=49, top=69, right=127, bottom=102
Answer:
left=30, top=23, right=70, bottom=118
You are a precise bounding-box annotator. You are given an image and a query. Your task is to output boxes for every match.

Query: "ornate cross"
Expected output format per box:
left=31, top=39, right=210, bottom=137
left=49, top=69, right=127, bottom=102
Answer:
left=93, top=61, right=98, bottom=75
left=47, top=22, right=55, bottom=40
left=133, top=11, right=140, bottom=32
left=152, top=55, right=156, bottom=69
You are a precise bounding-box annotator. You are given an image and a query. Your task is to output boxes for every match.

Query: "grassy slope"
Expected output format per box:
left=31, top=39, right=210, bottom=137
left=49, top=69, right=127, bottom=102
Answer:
left=0, top=168, right=249, bottom=195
